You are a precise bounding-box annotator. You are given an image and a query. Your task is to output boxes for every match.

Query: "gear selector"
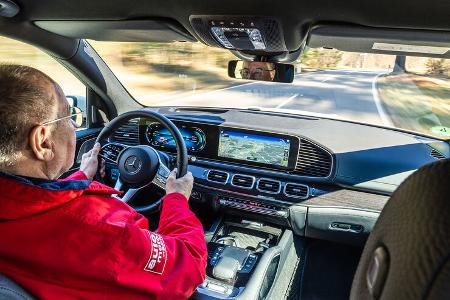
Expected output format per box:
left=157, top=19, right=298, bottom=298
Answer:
left=212, top=256, right=239, bottom=282
left=211, top=246, right=253, bottom=283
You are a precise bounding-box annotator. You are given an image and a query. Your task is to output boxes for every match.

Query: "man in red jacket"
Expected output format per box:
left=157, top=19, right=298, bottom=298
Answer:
left=0, top=64, right=207, bottom=299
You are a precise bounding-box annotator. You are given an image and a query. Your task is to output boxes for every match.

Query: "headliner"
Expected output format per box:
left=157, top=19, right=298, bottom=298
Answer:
left=2, top=0, right=450, bottom=58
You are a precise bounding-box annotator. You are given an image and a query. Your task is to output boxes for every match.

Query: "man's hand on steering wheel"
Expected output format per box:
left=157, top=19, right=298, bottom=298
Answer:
left=80, top=143, right=106, bottom=180
left=166, top=168, right=193, bottom=201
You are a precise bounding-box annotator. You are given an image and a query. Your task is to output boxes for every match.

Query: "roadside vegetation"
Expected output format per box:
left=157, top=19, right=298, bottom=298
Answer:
left=377, top=57, right=450, bottom=139
left=0, top=36, right=86, bottom=96
left=90, top=41, right=242, bottom=102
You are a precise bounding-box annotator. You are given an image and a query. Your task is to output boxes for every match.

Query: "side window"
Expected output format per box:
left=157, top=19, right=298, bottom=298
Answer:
left=0, top=36, right=87, bottom=129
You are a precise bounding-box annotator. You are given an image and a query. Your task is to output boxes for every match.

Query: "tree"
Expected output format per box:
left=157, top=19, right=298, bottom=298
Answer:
left=425, top=58, right=449, bottom=75
left=393, top=55, right=407, bottom=73
left=301, top=48, right=342, bottom=69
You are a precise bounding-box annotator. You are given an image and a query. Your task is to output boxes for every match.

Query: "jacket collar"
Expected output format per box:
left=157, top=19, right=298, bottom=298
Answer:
left=0, top=172, right=120, bottom=220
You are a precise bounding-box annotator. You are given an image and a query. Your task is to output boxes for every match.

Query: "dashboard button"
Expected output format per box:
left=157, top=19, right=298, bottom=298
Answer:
left=207, top=282, right=228, bottom=294
left=190, top=190, right=202, bottom=201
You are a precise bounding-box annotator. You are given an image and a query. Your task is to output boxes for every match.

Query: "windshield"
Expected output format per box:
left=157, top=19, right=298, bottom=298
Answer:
left=90, top=41, right=450, bottom=140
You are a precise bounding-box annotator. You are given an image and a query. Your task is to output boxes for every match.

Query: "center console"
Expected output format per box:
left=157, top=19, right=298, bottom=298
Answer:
left=193, top=218, right=293, bottom=300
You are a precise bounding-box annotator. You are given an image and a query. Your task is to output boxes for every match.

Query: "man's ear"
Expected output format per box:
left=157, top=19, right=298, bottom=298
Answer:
left=29, top=125, right=55, bottom=161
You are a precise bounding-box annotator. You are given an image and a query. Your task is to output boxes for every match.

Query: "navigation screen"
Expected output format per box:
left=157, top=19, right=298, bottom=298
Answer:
left=218, top=130, right=291, bottom=167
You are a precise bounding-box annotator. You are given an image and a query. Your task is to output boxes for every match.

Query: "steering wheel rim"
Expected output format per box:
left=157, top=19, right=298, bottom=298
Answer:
left=95, top=108, right=188, bottom=213
left=96, top=108, right=188, bottom=178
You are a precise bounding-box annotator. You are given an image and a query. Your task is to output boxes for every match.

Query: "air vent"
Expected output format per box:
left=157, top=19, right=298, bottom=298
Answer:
left=207, top=170, right=229, bottom=184
left=284, top=183, right=309, bottom=199
left=257, top=179, right=281, bottom=194
left=110, top=119, right=139, bottom=145
left=231, top=174, right=255, bottom=189
left=293, top=139, right=333, bottom=178
left=430, top=148, right=446, bottom=160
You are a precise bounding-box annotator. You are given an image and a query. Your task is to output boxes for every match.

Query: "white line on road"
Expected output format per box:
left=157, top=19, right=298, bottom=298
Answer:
left=276, top=93, right=299, bottom=108
left=372, top=72, right=394, bottom=127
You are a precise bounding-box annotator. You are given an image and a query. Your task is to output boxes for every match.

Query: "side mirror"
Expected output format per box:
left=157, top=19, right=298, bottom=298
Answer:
left=66, top=95, right=87, bottom=128
left=228, top=60, right=295, bottom=83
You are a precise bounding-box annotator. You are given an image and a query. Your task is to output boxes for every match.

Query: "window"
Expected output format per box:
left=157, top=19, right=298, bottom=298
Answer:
left=91, top=41, right=450, bottom=139
left=0, top=36, right=87, bottom=128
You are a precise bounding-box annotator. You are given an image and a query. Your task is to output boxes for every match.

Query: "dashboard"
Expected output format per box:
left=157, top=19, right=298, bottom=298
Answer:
left=104, top=106, right=449, bottom=244
left=103, top=107, right=450, bottom=245
left=141, top=120, right=301, bottom=171
left=106, top=106, right=449, bottom=230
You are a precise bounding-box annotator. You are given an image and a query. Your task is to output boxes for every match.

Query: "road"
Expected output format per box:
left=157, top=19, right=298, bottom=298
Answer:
left=161, top=70, right=392, bottom=126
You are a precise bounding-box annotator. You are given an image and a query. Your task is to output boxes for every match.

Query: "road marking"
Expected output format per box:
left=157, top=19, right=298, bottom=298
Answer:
left=276, top=93, right=299, bottom=108
left=371, top=72, right=394, bottom=127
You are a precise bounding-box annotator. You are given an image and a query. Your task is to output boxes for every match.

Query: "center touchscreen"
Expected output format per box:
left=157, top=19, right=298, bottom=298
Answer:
left=218, top=130, right=290, bottom=167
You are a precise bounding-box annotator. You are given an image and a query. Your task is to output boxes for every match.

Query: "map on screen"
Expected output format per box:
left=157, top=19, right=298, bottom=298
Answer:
left=218, top=130, right=290, bottom=167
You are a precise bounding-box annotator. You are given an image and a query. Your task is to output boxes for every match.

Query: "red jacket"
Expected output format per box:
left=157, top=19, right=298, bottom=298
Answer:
left=0, top=171, right=207, bottom=299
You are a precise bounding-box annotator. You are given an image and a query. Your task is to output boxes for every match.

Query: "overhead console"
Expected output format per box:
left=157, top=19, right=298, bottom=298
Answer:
left=189, top=15, right=287, bottom=53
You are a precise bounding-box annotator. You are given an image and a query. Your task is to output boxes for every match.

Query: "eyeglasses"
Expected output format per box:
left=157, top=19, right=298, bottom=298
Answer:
left=41, top=107, right=84, bottom=128
left=239, top=67, right=275, bottom=80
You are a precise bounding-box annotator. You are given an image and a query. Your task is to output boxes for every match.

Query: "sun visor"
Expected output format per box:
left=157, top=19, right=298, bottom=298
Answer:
left=34, top=19, right=196, bottom=42
left=308, top=25, right=450, bottom=58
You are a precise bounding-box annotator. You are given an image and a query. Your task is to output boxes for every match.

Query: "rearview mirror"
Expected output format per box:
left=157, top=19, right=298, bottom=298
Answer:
left=228, top=60, right=295, bottom=83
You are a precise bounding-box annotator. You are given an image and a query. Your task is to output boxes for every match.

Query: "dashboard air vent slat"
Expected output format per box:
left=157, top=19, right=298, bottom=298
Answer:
left=293, top=138, right=332, bottom=178
left=284, top=183, right=309, bottom=199
left=430, top=149, right=446, bottom=160
left=257, top=179, right=281, bottom=194
left=110, top=119, right=139, bottom=145
left=207, top=170, right=229, bottom=184
left=231, top=174, right=255, bottom=189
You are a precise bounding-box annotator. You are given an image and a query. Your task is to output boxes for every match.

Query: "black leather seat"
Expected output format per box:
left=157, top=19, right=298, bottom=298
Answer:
left=0, top=274, right=34, bottom=300
left=351, top=159, right=450, bottom=299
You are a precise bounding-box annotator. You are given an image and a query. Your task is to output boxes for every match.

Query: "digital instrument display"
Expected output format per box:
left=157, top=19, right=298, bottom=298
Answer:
left=218, top=130, right=290, bottom=167
left=145, top=123, right=206, bottom=152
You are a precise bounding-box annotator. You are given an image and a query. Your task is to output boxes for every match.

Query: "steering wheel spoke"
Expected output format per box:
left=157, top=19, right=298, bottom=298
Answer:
left=113, top=177, right=152, bottom=203
left=152, top=160, right=171, bottom=190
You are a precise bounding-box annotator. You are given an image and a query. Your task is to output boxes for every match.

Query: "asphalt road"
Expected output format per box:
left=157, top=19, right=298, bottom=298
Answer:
left=163, top=70, right=392, bottom=127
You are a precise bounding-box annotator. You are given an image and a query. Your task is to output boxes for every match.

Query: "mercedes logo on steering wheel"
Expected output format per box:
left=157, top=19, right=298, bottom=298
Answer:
left=124, top=155, right=142, bottom=174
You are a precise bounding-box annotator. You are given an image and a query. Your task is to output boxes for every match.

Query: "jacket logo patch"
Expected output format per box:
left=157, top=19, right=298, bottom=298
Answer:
left=144, top=231, right=167, bottom=275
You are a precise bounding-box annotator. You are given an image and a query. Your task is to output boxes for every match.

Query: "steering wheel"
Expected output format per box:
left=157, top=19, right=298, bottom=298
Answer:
left=95, top=108, right=188, bottom=214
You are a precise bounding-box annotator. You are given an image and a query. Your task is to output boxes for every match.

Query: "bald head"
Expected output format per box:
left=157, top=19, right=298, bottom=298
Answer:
left=0, top=64, right=58, bottom=168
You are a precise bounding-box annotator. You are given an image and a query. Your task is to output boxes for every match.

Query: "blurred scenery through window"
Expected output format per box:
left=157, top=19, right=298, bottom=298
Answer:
left=90, top=41, right=449, bottom=139
left=1, top=36, right=448, bottom=139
